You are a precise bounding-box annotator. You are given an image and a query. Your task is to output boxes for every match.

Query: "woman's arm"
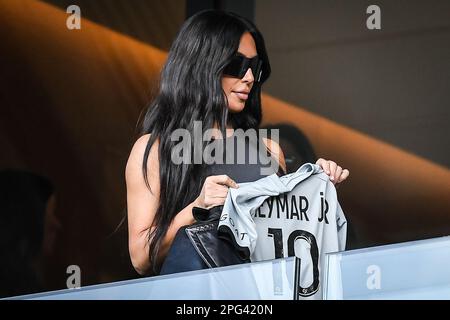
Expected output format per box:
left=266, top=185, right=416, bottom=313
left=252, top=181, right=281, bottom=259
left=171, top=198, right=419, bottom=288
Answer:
left=125, top=134, right=197, bottom=275
left=263, top=137, right=287, bottom=175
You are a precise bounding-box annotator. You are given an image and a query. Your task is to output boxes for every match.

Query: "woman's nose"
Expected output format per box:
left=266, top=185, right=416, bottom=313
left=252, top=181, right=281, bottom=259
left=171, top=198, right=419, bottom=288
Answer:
left=242, top=68, right=255, bottom=83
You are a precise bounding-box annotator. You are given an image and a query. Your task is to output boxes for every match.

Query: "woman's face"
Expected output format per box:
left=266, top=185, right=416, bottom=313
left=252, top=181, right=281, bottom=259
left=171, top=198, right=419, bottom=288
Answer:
left=222, top=32, right=257, bottom=113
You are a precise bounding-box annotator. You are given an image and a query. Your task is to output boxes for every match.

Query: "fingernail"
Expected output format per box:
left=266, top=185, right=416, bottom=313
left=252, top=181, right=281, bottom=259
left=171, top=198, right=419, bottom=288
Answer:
left=330, top=176, right=334, bottom=181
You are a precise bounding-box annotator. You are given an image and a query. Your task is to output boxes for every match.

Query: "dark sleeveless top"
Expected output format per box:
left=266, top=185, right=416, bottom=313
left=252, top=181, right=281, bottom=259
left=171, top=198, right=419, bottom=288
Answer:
left=159, top=133, right=280, bottom=275
left=203, top=133, right=279, bottom=182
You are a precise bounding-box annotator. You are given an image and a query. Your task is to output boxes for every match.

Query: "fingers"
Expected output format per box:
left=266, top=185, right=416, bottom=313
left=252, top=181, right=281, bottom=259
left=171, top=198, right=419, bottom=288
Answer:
left=202, top=175, right=239, bottom=209
left=210, top=175, right=239, bottom=189
left=203, top=184, right=228, bottom=208
left=328, top=161, right=337, bottom=182
left=209, top=185, right=229, bottom=198
left=316, top=158, right=331, bottom=175
left=317, top=158, right=350, bottom=185
left=333, top=165, right=342, bottom=184
left=337, top=169, right=350, bottom=184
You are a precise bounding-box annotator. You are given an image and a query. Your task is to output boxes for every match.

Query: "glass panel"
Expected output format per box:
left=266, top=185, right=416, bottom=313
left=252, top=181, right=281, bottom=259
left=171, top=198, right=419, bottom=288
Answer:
left=7, top=257, right=296, bottom=300
left=324, top=236, right=450, bottom=300
left=7, top=237, right=450, bottom=300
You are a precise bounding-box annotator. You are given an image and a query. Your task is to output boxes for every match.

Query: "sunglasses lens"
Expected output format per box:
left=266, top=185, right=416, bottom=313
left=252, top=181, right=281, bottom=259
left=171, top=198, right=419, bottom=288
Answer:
left=223, top=55, right=263, bottom=82
left=223, top=56, right=244, bottom=78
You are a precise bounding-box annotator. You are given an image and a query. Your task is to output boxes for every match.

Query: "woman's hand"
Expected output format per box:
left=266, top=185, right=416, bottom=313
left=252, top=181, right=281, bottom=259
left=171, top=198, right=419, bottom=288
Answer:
left=316, top=158, right=350, bottom=185
left=194, top=175, right=239, bottom=209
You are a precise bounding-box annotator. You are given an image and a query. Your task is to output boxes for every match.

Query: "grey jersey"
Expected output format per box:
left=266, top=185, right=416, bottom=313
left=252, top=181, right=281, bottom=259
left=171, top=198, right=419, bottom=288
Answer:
left=218, top=163, right=347, bottom=299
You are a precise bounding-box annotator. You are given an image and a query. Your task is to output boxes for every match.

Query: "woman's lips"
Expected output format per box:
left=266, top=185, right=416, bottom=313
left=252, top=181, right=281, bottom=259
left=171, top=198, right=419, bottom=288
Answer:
left=233, top=91, right=249, bottom=100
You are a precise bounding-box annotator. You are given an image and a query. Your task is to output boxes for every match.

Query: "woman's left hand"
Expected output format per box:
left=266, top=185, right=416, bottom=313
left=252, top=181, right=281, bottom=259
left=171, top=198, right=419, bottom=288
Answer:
left=316, top=158, right=350, bottom=185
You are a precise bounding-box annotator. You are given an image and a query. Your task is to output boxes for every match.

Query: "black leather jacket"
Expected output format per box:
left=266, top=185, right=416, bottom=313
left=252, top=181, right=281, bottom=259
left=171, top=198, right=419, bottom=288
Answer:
left=185, top=206, right=250, bottom=268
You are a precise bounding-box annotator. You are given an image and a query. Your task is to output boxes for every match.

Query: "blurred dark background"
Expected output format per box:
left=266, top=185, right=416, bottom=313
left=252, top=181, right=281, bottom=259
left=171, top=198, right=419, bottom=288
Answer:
left=0, top=0, right=449, bottom=296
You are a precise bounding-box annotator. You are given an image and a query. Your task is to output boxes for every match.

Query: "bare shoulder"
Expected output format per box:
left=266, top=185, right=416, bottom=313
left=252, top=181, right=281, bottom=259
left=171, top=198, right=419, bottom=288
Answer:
left=127, top=134, right=156, bottom=170
left=125, top=134, right=160, bottom=188
left=262, top=137, right=286, bottom=174
left=262, top=137, right=284, bottom=158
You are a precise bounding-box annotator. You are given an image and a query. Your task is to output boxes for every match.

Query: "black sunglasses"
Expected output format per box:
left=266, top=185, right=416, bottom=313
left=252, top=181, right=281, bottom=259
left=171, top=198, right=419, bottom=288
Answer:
left=223, top=54, right=263, bottom=83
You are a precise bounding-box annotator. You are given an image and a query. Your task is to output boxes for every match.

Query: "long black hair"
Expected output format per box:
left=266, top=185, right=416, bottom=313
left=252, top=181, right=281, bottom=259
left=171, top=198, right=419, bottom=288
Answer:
left=140, top=10, right=271, bottom=273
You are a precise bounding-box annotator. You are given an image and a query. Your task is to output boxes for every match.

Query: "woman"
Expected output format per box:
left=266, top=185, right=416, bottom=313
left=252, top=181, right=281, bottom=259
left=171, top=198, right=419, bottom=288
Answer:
left=126, top=10, right=349, bottom=276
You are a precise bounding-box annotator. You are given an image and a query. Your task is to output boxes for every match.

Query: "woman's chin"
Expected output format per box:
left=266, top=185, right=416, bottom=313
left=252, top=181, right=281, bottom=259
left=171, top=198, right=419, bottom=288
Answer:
left=228, top=101, right=246, bottom=113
